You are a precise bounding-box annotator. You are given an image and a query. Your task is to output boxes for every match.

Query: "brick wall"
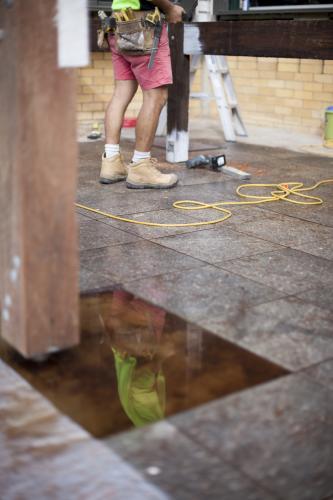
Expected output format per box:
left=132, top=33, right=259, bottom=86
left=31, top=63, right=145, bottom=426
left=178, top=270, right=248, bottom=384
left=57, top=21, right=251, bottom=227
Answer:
left=77, top=52, right=333, bottom=137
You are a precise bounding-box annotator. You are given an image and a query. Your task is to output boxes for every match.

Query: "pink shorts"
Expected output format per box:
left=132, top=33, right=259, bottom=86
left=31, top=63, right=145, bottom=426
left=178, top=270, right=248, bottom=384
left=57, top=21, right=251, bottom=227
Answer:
left=108, top=24, right=173, bottom=90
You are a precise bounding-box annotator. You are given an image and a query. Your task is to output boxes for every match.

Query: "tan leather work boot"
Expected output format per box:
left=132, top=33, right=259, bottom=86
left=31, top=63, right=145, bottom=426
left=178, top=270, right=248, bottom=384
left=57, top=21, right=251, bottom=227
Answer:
left=126, top=158, right=178, bottom=189
left=99, top=153, right=127, bottom=184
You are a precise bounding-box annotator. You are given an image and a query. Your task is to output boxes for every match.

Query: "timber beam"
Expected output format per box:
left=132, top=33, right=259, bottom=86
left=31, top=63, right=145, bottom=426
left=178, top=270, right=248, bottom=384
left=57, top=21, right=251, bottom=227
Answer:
left=183, top=20, right=333, bottom=59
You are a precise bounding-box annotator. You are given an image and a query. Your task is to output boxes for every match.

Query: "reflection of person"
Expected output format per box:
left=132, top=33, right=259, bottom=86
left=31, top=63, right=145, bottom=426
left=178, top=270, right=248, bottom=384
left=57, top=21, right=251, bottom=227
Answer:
left=99, top=0, right=184, bottom=189
left=112, top=347, right=165, bottom=427
left=102, top=290, right=173, bottom=427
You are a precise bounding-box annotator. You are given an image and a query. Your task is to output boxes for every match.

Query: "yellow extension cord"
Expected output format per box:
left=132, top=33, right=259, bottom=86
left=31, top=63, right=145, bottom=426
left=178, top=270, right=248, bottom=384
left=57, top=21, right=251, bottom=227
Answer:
left=75, top=179, right=333, bottom=228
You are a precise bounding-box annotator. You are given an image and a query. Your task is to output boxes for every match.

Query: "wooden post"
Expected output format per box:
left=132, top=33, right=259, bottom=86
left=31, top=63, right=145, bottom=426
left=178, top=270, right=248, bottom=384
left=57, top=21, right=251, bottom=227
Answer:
left=0, top=0, right=82, bottom=357
left=166, top=23, right=190, bottom=163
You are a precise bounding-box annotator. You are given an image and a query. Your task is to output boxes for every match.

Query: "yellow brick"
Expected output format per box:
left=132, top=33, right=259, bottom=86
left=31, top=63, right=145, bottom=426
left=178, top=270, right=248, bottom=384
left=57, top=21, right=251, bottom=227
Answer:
left=258, top=57, right=278, bottom=63
left=257, top=71, right=277, bottom=79
left=295, top=73, right=314, bottom=82
left=93, top=111, right=106, bottom=119
left=300, top=61, right=323, bottom=73
left=278, top=58, right=300, bottom=64
left=104, top=70, right=114, bottom=77
left=77, top=94, right=93, bottom=103
left=291, top=108, right=312, bottom=118
left=82, top=102, right=104, bottom=111
left=303, top=100, right=321, bottom=110
left=313, top=92, right=333, bottom=101
left=82, top=86, right=94, bottom=94
left=322, top=83, right=333, bottom=93
left=285, top=81, right=303, bottom=90
left=293, top=90, right=313, bottom=100
left=81, top=68, right=104, bottom=77
left=267, top=80, right=285, bottom=89
left=275, top=88, right=294, bottom=98
left=314, top=74, right=333, bottom=84
left=95, top=94, right=111, bottom=102
left=258, top=87, right=276, bottom=96
left=79, top=77, right=93, bottom=85
left=311, top=109, right=323, bottom=119
left=300, top=58, right=322, bottom=65
left=324, top=61, right=333, bottom=74
left=238, top=61, right=257, bottom=70
left=92, top=52, right=105, bottom=60
left=237, top=86, right=258, bottom=95
left=280, top=98, right=303, bottom=108
left=238, top=56, right=257, bottom=63
left=103, top=85, right=114, bottom=93
left=274, top=106, right=292, bottom=115
left=227, top=60, right=237, bottom=69
left=303, top=82, right=323, bottom=92
left=78, top=111, right=93, bottom=120
left=93, top=60, right=109, bottom=68
left=93, top=77, right=114, bottom=85
left=277, top=62, right=299, bottom=73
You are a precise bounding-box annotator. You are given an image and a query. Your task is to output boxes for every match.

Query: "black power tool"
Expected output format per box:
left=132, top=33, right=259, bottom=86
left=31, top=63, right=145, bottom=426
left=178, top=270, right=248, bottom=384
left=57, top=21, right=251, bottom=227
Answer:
left=185, top=154, right=226, bottom=171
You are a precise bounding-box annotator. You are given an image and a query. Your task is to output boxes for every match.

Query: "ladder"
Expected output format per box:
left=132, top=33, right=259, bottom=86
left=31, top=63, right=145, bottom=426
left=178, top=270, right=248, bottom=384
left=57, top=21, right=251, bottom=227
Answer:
left=191, top=0, right=247, bottom=141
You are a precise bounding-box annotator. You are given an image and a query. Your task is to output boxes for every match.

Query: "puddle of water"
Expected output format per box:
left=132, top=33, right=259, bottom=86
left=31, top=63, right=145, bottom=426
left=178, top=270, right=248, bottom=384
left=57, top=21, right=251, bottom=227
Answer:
left=0, top=290, right=288, bottom=438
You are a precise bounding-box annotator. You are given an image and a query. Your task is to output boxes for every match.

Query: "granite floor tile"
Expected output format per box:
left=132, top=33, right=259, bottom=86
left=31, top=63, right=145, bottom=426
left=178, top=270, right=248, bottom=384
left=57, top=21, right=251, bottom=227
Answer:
left=123, top=265, right=283, bottom=324
left=1, top=361, right=166, bottom=500
left=295, top=286, right=333, bottom=311
left=177, top=204, right=274, bottom=226
left=79, top=219, right=140, bottom=251
left=102, top=209, right=210, bottom=238
left=232, top=213, right=333, bottom=246
left=217, top=248, right=333, bottom=294
left=170, top=373, right=333, bottom=500
left=153, top=227, right=282, bottom=263
left=77, top=189, right=172, bottom=217
left=80, top=266, right=119, bottom=294
left=105, top=421, right=278, bottom=500
left=80, top=240, right=203, bottom=284
left=290, top=237, right=333, bottom=260
left=302, top=359, right=333, bottom=391
left=257, top=201, right=333, bottom=228
left=199, top=296, right=333, bottom=370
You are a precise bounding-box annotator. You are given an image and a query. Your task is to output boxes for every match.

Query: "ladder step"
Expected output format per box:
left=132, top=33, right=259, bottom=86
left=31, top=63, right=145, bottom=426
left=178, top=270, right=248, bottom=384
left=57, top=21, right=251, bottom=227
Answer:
left=190, top=92, right=212, bottom=100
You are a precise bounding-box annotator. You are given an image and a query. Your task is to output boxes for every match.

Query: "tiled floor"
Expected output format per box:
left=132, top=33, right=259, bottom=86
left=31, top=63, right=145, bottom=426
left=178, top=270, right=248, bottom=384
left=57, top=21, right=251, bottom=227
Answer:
left=1, top=139, right=332, bottom=499
left=77, top=139, right=333, bottom=499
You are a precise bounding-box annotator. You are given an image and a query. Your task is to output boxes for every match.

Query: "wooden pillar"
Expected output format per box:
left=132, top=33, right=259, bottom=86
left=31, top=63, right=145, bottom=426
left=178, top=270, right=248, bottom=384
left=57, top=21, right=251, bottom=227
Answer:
left=166, top=23, right=190, bottom=163
left=0, top=0, right=82, bottom=357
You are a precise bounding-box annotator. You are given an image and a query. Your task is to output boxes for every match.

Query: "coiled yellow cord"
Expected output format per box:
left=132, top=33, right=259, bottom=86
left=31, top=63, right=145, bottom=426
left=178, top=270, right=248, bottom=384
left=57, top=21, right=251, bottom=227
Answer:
left=75, top=179, right=333, bottom=228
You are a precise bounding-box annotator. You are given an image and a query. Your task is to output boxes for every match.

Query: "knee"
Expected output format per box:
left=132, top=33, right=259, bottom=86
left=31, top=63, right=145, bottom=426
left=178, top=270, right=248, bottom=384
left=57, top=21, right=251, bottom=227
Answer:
left=145, top=87, right=168, bottom=109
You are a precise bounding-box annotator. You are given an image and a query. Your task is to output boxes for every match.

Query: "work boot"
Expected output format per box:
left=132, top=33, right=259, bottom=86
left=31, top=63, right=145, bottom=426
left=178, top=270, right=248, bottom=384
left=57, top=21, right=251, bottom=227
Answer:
left=126, top=158, right=178, bottom=189
left=99, top=153, right=127, bottom=184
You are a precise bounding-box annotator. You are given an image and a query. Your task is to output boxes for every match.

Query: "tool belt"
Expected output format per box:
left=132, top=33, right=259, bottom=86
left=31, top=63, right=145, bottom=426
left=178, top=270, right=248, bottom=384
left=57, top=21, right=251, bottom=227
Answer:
left=113, top=8, right=163, bottom=56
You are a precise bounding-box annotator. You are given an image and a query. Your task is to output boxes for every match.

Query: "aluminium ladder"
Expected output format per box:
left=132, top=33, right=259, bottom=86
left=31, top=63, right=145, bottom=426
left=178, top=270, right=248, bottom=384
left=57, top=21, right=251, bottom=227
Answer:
left=190, top=0, right=247, bottom=141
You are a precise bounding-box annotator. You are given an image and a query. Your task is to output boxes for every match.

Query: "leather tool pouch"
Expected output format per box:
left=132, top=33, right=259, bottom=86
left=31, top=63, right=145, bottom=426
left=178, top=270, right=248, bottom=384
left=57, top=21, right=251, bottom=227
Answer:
left=115, top=19, right=154, bottom=55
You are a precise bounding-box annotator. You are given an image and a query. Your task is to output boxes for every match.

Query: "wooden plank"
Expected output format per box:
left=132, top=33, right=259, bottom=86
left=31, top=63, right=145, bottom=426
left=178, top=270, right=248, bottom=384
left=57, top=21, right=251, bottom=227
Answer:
left=0, top=0, right=79, bottom=358
left=166, top=23, right=190, bottom=163
left=184, top=20, right=333, bottom=59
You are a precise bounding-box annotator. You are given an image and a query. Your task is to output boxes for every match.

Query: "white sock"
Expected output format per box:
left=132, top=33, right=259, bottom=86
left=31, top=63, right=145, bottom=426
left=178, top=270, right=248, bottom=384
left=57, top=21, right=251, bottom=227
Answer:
left=132, top=150, right=151, bottom=164
left=105, top=144, right=120, bottom=159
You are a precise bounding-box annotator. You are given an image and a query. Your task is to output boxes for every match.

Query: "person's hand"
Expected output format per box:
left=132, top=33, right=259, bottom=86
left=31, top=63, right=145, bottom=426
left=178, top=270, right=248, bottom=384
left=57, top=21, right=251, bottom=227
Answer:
left=166, top=4, right=185, bottom=23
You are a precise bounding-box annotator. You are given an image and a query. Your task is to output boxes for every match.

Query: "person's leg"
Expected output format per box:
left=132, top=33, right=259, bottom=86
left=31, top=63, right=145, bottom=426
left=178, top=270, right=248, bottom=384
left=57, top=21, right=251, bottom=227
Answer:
left=126, top=85, right=178, bottom=189
left=105, top=79, right=138, bottom=145
left=100, top=79, right=138, bottom=184
left=135, top=86, right=168, bottom=152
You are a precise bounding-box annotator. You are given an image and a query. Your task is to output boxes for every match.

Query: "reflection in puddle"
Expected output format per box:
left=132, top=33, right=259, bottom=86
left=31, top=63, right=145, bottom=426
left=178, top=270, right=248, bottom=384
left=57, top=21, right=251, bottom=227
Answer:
left=0, top=291, right=288, bottom=438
